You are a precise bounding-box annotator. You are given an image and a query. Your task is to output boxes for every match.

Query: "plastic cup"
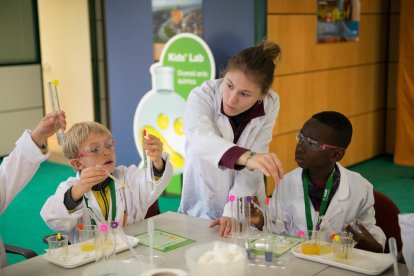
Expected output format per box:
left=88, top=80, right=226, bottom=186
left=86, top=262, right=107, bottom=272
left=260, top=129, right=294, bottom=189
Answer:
left=47, top=234, right=68, bottom=261
left=332, top=236, right=355, bottom=261
left=299, top=230, right=326, bottom=255
left=78, top=225, right=96, bottom=252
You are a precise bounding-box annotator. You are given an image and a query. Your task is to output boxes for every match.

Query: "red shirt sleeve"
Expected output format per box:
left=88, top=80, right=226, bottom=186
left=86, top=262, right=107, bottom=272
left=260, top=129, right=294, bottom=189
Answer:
left=219, top=146, right=249, bottom=170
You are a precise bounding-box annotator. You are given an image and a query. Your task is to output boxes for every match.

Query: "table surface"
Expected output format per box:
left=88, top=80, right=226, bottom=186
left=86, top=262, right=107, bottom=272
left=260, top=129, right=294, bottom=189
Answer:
left=1, top=212, right=408, bottom=276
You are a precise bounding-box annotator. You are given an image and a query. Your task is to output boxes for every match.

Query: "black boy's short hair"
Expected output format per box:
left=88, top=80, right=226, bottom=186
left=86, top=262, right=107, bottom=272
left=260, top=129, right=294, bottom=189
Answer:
left=312, top=111, right=353, bottom=149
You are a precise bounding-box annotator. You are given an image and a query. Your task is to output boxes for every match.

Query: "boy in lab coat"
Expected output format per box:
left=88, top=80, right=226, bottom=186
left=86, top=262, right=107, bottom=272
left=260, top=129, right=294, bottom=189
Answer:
left=41, top=122, right=173, bottom=243
left=269, top=111, right=386, bottom=252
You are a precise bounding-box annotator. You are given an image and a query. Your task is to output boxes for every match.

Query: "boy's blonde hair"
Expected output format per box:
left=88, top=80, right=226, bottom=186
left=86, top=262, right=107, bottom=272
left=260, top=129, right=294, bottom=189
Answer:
left=63, top=121, right=112, bottom=159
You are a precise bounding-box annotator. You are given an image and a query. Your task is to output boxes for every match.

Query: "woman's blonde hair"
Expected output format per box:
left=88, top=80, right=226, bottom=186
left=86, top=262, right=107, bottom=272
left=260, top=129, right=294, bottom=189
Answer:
left=63, top=121, right=112, bottom=159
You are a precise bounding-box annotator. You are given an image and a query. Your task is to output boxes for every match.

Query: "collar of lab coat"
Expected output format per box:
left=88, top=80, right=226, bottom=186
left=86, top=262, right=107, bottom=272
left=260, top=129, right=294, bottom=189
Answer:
left=322, top=163, right=350, bottom=222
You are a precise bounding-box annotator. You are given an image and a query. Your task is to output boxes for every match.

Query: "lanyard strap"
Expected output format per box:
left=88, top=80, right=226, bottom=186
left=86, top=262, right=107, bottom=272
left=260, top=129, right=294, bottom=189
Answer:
left=83, top=178, right=117, bottom=224
left=302, top=170, right=335, bottom=231
left=108, top=178, right=117, bottom=222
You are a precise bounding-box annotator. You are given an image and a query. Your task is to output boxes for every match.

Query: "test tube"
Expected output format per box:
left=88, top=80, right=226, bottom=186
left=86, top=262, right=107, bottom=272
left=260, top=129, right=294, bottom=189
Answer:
left=243, top=196, right=255, bottom=261
left=142, top=130, right=155, bottom=185
left=264, top=198, right=273, bottom=264
left=48, top=80, right=65, bottom=146
left=229, top=195, right=237, bottom=238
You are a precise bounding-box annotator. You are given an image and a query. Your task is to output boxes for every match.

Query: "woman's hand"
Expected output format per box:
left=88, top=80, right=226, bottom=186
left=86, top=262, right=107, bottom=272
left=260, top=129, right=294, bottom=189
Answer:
left=209, top=216, right=233, bottom=237
left=143, top=134, right=164, bottom=171
left=345, top=221, right=383, bottom=253
left=31, top=111, right=66, bottom=147
left=239, top=151, right=284, bottom=184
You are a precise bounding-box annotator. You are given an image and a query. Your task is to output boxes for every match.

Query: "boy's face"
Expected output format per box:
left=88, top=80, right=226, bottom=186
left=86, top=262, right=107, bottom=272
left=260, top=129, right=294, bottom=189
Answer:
left=295, top=119, right=343, bottom=170
left=76, top=132, right=116, bottom=173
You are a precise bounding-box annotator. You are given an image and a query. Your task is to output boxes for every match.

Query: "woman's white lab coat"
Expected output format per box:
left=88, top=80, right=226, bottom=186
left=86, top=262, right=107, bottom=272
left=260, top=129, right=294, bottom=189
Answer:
left=178, top=79, right=280, bottom=220
left=0, top=130, right=49, bottom=267
left=40, top=154, right=173, bottom=243
left=0, top=130, right=49, bottom=215
left=270, top=163, right=386, bottom=249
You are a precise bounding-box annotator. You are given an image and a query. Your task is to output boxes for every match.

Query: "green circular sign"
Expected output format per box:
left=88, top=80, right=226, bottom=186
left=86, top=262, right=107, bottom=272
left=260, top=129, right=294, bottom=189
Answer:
left=160, top=33, right=215, bottom=100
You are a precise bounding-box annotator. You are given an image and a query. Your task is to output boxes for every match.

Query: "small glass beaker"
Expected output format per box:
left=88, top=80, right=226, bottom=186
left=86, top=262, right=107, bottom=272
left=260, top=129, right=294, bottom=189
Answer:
left=47, top=234, right=68, bottom=262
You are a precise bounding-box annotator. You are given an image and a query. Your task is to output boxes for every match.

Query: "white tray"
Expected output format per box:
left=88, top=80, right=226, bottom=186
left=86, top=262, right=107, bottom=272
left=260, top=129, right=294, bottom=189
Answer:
left=44, top=234, right=139, bottom=268
left=291, top=245, right=393, bottom=275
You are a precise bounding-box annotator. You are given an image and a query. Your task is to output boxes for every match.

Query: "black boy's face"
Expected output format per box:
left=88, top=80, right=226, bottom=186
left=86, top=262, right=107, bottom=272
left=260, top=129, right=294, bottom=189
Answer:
left=295, top=119, right=338, bottom=170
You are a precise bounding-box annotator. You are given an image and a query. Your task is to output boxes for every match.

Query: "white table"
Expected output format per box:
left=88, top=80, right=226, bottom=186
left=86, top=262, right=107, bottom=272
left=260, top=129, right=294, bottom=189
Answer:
left=1, top=212, right=408, bottom=276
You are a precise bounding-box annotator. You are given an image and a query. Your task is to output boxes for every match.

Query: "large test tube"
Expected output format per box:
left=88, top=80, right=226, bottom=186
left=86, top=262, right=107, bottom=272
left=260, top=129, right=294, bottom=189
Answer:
left=48, top=80, right=65, bottom=146
left=142, top=130, right=155, bottom=186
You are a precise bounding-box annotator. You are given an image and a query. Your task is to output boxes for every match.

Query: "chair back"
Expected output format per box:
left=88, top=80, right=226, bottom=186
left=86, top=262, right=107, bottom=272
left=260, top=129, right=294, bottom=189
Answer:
left=373, top=190, right=403, bottom=253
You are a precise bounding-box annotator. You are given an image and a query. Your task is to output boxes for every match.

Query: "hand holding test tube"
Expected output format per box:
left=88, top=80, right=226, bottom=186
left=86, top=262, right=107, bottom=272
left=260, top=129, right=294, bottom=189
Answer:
left=142, top=129, right=155, bottom=185
left=48, top=80, right=65, bottom=146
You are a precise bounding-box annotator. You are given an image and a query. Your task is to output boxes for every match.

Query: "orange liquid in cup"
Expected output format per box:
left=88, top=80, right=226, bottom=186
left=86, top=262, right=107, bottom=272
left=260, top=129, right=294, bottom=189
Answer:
left=301, top=242, right=321, bottom=255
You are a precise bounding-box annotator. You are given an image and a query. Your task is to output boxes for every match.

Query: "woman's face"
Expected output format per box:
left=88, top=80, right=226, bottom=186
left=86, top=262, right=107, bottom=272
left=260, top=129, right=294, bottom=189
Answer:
left=222, top=70, right=263, bottom=116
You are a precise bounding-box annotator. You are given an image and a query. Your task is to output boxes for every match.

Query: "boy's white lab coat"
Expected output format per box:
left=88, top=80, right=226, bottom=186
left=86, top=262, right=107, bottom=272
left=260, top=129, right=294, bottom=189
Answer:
left=270, top=163, right=386, bottom=249
left=0, top=130, right=49, bottom=267
left=179, top=79, right=280, bottom=219
left=40, top=154, right=173, bottom=243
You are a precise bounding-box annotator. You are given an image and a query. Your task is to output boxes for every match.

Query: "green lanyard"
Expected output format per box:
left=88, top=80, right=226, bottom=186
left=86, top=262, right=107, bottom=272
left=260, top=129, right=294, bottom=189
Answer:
left=302, top=170, right=335, bottom=231
left=84, top=178, right=117, bottom=225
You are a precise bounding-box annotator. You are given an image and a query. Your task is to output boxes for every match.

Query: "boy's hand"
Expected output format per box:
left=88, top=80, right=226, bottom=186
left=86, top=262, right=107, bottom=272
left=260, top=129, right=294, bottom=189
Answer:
left=31, top=111, right=67, bottom=147
left=143, top=134, right=164, bottom=171
left=71, top=167, right=107, bottom=201
left=250, top=196, right=264, bottom=230
left=345, top=221, right=383, bottom=253
left=209, top=216, right=232, bottom=237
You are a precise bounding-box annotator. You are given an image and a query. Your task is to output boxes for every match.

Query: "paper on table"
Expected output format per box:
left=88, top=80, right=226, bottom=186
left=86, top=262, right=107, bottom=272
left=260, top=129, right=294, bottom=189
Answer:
left=136, top=229, right=195, bottom=252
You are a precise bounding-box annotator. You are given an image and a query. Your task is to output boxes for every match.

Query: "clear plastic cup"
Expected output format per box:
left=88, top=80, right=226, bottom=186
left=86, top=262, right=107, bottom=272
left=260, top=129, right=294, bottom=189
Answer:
left=299, top=230, right=326, bottom=255
left=332, top=236, right=356, bottom=261
left=47, top=234, right=68, bottom=262
left=78, top=225, right=96, bottom=252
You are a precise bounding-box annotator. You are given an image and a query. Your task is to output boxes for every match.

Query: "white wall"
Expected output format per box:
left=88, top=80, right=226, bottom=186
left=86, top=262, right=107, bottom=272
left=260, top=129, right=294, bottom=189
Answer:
left=37, top=0, right=94, bottom=162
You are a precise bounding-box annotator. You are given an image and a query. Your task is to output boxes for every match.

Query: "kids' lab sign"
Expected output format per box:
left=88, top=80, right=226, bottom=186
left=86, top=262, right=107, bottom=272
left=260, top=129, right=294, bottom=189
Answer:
left=160, top=33, right=215, bottom=100
left=133, top=33, right=215, bottom=195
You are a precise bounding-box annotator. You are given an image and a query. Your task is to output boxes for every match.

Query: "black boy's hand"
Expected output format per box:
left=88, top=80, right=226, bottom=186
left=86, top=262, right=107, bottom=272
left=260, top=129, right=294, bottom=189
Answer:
left=345, top=221, right=383, bottom=253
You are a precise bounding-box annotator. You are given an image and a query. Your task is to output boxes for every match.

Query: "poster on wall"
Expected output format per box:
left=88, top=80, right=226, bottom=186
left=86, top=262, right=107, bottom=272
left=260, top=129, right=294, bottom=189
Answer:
left=133, top=33, right=215, bottom=196
left=317, top=0, right=360, bottom=43
left=152, top=0, right=203, bottom=61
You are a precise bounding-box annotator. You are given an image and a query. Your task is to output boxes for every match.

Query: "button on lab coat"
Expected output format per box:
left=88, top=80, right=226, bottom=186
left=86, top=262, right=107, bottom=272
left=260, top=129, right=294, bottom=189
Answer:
left=270, top=163, right=386, bottom=249
left=179, top=79, right=280, bottom=219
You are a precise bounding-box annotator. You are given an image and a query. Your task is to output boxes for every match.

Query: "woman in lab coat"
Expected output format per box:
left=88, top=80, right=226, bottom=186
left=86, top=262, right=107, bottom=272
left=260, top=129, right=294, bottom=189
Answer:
left=0, top=111, right=66, bottom=267
left=179, top=40, right=284, bottom=237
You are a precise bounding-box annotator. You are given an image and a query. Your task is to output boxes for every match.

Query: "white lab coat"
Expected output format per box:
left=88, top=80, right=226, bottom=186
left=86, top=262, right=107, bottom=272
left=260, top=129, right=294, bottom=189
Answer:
left=399, top=213, right=414, bottom=275
left=0, top=130, right=49, bottom=214
left=0, top=130, right=49, bottom=267
left=40, top=153, right=173, bottom=243
left=270, top=163, right=386, bottom=249
left=178, top=79, right=280, bottom=219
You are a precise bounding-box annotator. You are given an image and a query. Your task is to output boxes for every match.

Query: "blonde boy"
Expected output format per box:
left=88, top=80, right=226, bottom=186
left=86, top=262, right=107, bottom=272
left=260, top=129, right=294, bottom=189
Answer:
left=41, top=122, right=173, bottom=243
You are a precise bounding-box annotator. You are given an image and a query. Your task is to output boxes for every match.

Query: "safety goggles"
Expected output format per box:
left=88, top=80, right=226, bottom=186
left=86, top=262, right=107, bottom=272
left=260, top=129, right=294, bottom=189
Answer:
left=77, top=140, right=115, bottom=158
left=296, top=132, right=344, bottom=151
